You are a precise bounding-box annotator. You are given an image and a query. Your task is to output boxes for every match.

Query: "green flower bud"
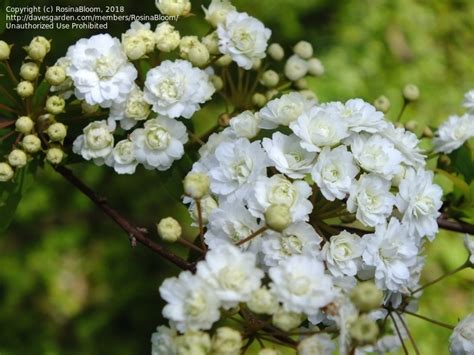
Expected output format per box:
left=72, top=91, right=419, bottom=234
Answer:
left=293, top=40, right=313, bottom=59
left=210, top=75, right=223, bottom=91
left=20, top=62, right=40, bottom=81
left=265, top=204, right=292, bottom=232
left=260, top=70, right=279, bottom=88
left=349, top=315, right=380, bottom=344
left=295, top=78, right=308, bottom=90
left=45, top=96, right=66, bottom=114
left=156, top=217, right=182, bottom=242
left=422, top=126, right=433, bottom=138
left=202, top=32, right=219, bottom=55
left=46, top=147, right=64, bottom=165
left=268, top=43, right=284, bottom=61
left=218, top=112, right=231, bottom=127
left=307, top=58, right=324, bottom=76
left=183, top=172, right=210, bottom=199
left=0, top=40, right=11, bottom=60
left=350, top=281, right=383, bottom=312
left=0, top=162, right=14, bottom=182
left=259, top=349, right=282, bottom=355
left=188, top=43, right=210, bottom=67
left=47, top=122, right=67, bottom=142
left=266, top=89, right=279, bottom=100
left=252, top=93, right=267, bottom=108
left=403, top=84, right=420, bottom=101
left=272, top=308, right=303, bottom=331
left=405, top=120, right=418, bottom=131
left=15, top=116, right=34, bottom=134
left=16, top=81, right=34, bottom=98
left=8, top=149, right=27, bottom=168
left=211, top=327, right=242, bottom=355
left=81, top=101, right=100, bottom=114
left=22, top=134, right=42, bottom=153
left=252, top=58, right=262, bottom=71
left=216, top=54, right=232, bottom=67
left=45, top=65, right=67, bottom=86
left=299, top=89, right=318, bottom=101
left=373, top=95, right=391, bottom=113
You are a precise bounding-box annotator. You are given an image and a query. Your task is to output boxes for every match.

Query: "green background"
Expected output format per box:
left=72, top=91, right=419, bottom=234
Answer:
left=0, top=0, right=473, bottom=354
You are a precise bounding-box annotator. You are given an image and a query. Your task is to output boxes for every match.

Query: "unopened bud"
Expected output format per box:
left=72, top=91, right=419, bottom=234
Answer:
left=422, top=126, right=433, bottom=138
left=156, top=217, right=182, bottom=242
left=46, top=147, right=64, bottom=165
left=293, top=40, right=313, bottom=59
left=211, top=327, right=242, bottom=355
left=16, top=81, right=34, bottom=98
left=155, top=0, right=191, bottom=16
left=0, top=162, right=14, bottom=182
left=247, top=286, right=278, bottom=315
left=20, top=62, right=40, bottom=81
left=154, top=22, right=180, bottom=52
left=218, top=112, right=231, bottom=127
left=405, top=120, right=418, bottom=131
left=216, top=54, right=232, bottom=67
left=210, top=75, right=223, bottom=91
left=25, top=37, right=50, bottom=61
left=272, top=308, right=303, bottom=331
left=122, top=36, right=147, bottom=61
left=0, top=40, right=11, bottom=60
left=45, top=96, right=65, bottom=114
left=266, top=89, right=279, bottom=100
left=184, top=172, right=210, bottom=199
left=307, top=57, right=324, bottom=76
left=284, top=55, right=308, bottom=81
left=202, top=32, right=220, bottom=55
left=8, top=149, right=27, bottom=168
left=15, top=116, right=34, bottom=134
left=260, top=70, right=279, bottom=88
left=350, top=281, right=383, bottom=312
left=373, top=95, right=391, bottom=113
left=45, top=66, right=67, bottom=86
left=191, top=195, right=217, bottom=224
left=252, top=93, right=267, bottom=108
left=268, top=43, right=284, bottom=61
left=47, top=122, right=67, bottom=142
left=403, top=84, right=420, bottom=101
left=22, top=135, right=42, bottom=153
left=299, top=90, right=318, bottom=101
left=265, top=204, right=292, bottom=232
left=81, top=101, right=100, bottom=114
left=349, top=315, right=380, bottom=344
left=188, top=43, right=210, bottom=67
left=294, top=78, right=308, bottom=90
left=252, top=58, right=262, bottom=71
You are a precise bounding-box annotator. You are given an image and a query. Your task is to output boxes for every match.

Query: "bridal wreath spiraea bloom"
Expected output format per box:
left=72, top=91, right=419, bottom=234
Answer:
left=449, top=313, right=474, bottom=355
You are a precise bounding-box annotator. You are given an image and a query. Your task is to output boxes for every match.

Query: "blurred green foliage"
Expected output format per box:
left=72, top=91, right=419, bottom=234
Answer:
left=1, top=0, right=473, bottom=354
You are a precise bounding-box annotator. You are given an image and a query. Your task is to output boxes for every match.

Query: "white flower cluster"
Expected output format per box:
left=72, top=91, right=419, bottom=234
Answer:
left=434, top=89, right=474, bottom=154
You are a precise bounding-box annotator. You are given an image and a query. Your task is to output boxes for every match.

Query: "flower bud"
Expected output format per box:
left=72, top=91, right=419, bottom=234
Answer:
left=265, top=204, right=292, bottom=232
left=247, top=286, right=278, bottom=315
left=175, top=331, right=211, bottom=355
left=268, top=43, right=284, bottom=61
left=157, top=217, right=182, bottom=242
left=295, top=78, right=308, bottom=90
left=15, top=116, right=34, bottom=134
left=122, top=36, right=147, bottom=61
left=422, top=126, right=433, bottom=138
left=260, top=70, right=279, bottom=88
left=298, top=334, right=334, bottom=355
left=284, top=55, right=308, bottom=81
left=464, top=234, right=474, bottom=265
left=373, top=95, right=391, bottom=113
left=218, top=112, right=231, bottom=127
left=8, top=149, right=27, bottom=168
left=258, top=349, right=281, bottom=355
left=188, top=43, right=210, bottom=67
left=403, top=84, right=420, bottom=101
left=266, top=89, right=279, bottom=100
left=31, top=36, right=51, bottom=52
left=81, top=101, right=100, bottom=114
left=203, top=0, right=236, bottom=27
left=272, top=308, right=303, bottom=331
left=16, top=81, right=34, bottom=98
left=45, top=96, right=66, bottom=114
left=45, top=65, right=67, bottom=86
left=0, top=162, right=14, bottom=182
left=350, top=282, right=383, bottom=312
left=252, top=58, right=262, bottom=71
left=210, top=75, right=223, bottom=91
left=202, top=32, right=220, bottom=55
left=47, top=122, right=67, bottom=142
left=404, top=120, right=418, bottom=131
left=25, top=37, right=50, bottom=61
left=20, top=62, right=40, bottom=81
left=211, top=327, right=242, bottom=355
left=191, top=195, right=217, bottom=224
left=216, top=54, right=232, bottom=67
left=252, top=93, right=267, bottom=107
left=0, top=40, right=11, bottom=60
left=179, top=36, right=199, bottom=58
left=155, top=22, right=180, bottom=52
left=46, top=147, right=64, bottom=165
left=184, top=172, right=210, bottom=199
left=307, top=58, right=324, bottom=76
left=349, top=315, right=379, bottom=344
left=299, top=90, right=318, bottom=101
left=22, top=134, right=42, bottom=154
left=293, top=41, right=313, bottom=59
left=156, top=0, right=191, bottom=16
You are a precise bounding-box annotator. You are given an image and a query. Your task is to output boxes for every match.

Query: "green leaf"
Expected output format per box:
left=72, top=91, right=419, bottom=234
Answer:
left=449, top=144, right=474, bottom=183
left=32, top=80, right=51, bottom=111
left=434, top=168, right=469, bottom=195
left=0, top=159, right=38, bottom=232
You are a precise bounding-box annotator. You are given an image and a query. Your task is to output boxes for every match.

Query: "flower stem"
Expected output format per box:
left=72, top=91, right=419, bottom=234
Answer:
left=395, top=311, right=420, bottom=355
left=236, top=226, right=268, bottom=246
left=178, top=237, right=205, bottom=254
left=195, top=199, right=207, bottom=250
left=396, top=99, right=408, bottom=122
left=410, top=262, right=469, bottom=295
left=389, top=311, right=409, bottom=355
left=398, top=309, right=454, bottom=330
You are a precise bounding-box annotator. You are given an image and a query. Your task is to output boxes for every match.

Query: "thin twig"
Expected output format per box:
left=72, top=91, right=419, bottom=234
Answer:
left=389, top=312, right=409, bottom=355
left=395, top=311, right=420, bottom=355
left=398, top=308, right=454, bottom=330
left=195, top=199, right=206, bottom=250
left=236, top=226, right=268, bottom=246
left=54, top=165, right=193, bottom=271
left=410, top=261, right=469, bottom=295
left=437, top=214, right=474, bottom=234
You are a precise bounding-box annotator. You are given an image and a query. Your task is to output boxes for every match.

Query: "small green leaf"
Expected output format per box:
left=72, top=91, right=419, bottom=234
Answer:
left=434, top=168, right=469, bottom=195
left=449, top=144, right=474, bottom=183
left=32, top=80, right=51, bottom=111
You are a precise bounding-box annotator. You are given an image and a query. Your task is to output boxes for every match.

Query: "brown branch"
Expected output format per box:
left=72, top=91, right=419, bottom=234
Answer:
left=54, top=165, right=193, bottom=271
left=437, top=214, right=474, bottom=235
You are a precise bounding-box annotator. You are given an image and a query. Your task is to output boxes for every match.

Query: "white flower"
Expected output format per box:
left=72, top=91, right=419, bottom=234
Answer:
left=159, top=271, right=221, bottom=332
left=362, top=218, right=419, bottom=292
left=449, top=313, right=474, bottom=355
left=217, top=11, right=271, bottom=69
left=66, top=34, right=137, bottom=107
left=204, top=201, right=264, bottom=252
left=151, top=326, right=177, bottom=355
left=156, top=0, right=191, bottom=16
left=202, top=0, right=236, bottom=27
left=248, top=174, right=313, bottom=222
left=464, top=90, right=474, bottom=112
left=329, top=99, right=386, bottom=134
left=229, top=110, right=261, bottom=138
left=347, top=174, right=395, bottom=227
left=130, top=116, right=188, bottom=171
left=261, top=222, right=322, bottom=267
left=262, top=132, right=316, bottom=179
left=396, top=169, right=442, bottom=240
left=322, top=230, right=363, bottom=277
left=284, top=54, right=308, bottom=81
left=154, top=22, right=180, bottom=52
left=105, top=139, right=139, bottom=174
left=259, top=92, right=315, bottom=129
left=312, top=146, right=359, bottom=201
left=143, top=59, right=215, bottom=118
left=433, top=114, right=474, bottom=153
left=124, top=21, right=155, bottom=52
left=380, top=123, right=426, bottom=168
left=349, top=134, right=403, bottom=179
left=196, top=244, right=264, bottom=309
left=72, top=120, right=114, bottom=164
left=208, top=138, right=269, bottom=201
left=107, top=85, right=150, bottom=130
left=464, top=234, right=474, bottom=264
left=290, top=105, right=350, bottom=152
left=298, top=334, right=335, bottom=355
left=269, top=255, right=335, bottom=315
